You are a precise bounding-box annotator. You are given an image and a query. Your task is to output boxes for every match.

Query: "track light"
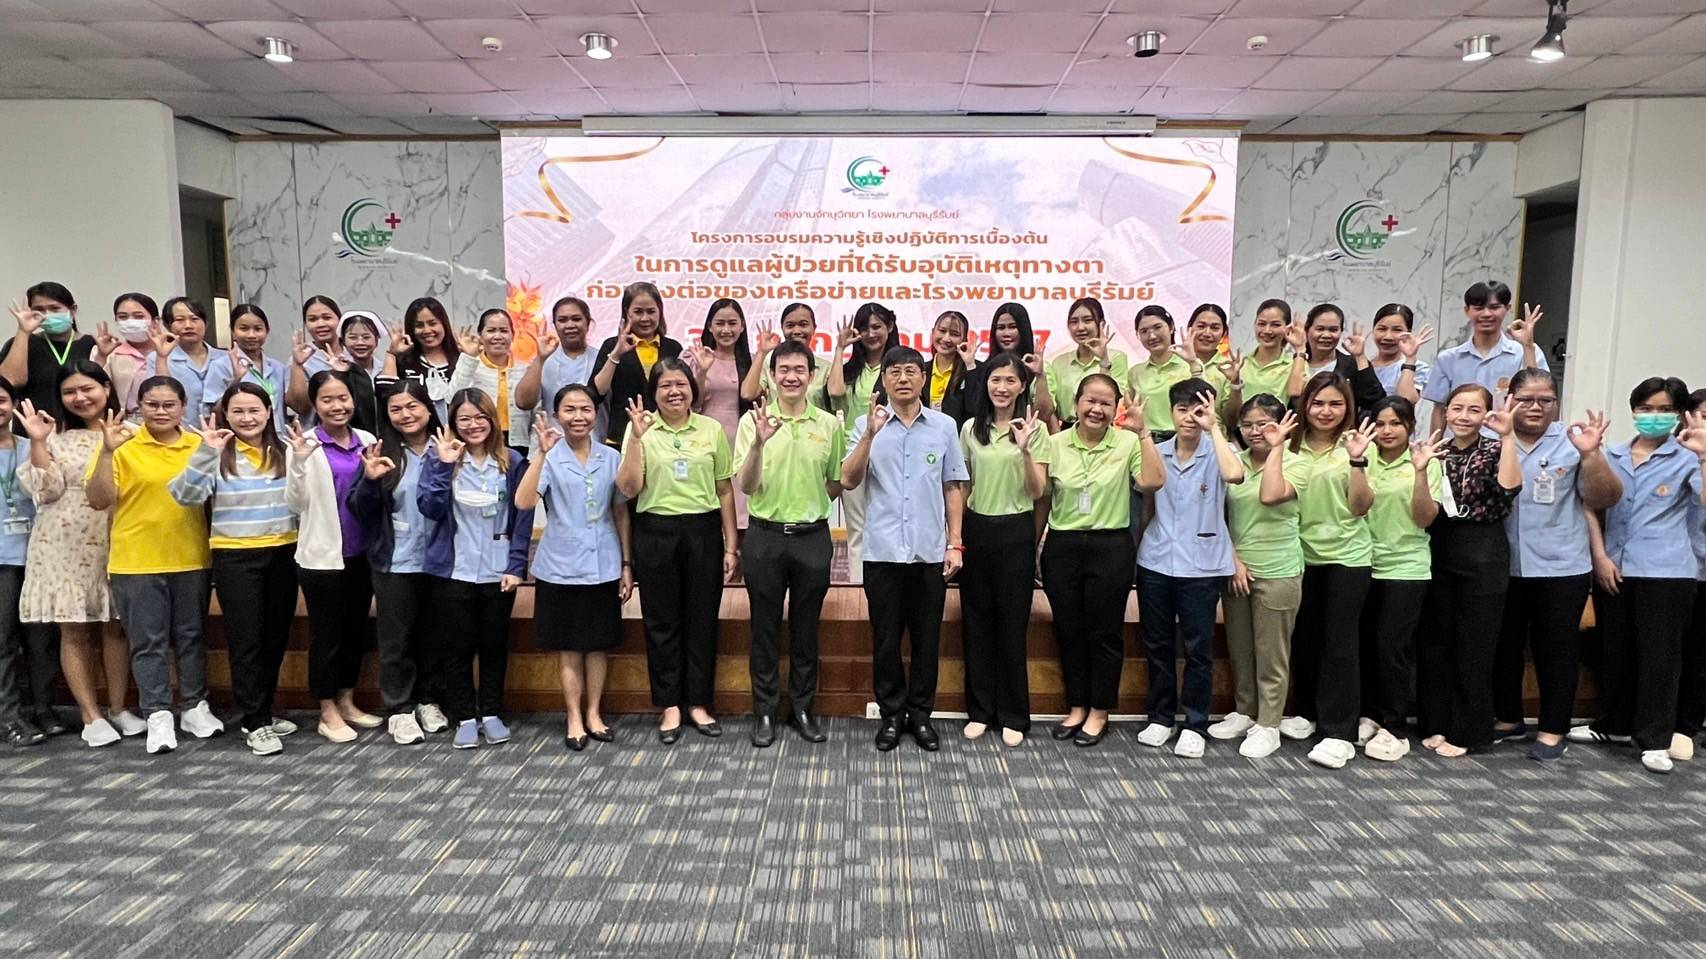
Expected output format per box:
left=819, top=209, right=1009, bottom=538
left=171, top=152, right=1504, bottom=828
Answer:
left=261, top=37, right=294, bottom=64
left=1459, top=34, right=1496, bottom=63
left=580, top=32, right=617, bottom=61
left=1126, top=31, right=1165, bottom=59
left=1530, top=1, right=1567, bottom=62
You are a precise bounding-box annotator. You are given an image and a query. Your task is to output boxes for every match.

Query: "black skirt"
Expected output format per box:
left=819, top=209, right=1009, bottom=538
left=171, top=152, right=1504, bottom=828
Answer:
left=533, top=579, right=623, bottom=652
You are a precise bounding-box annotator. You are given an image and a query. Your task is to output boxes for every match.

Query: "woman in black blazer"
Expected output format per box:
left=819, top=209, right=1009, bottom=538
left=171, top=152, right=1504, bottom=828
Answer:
left=925, top=310, right=975, bottom=426
left=1289, top=302, right=1384, bottom=419
left=591, top=281, right=683, bottom=448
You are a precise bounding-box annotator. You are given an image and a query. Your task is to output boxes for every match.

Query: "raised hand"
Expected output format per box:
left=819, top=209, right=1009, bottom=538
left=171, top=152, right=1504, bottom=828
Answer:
left=1021, top=352, right=1044, bottom=378
left=194, top=413, right=234, bottom=451
left=94, top=323, right=121, bottom=359
left=1343, top=421, right=1376, bottom=459
left=388, top=322, right=414, bottom=356
left=291, top=328, right=315, bottom=367
left=284, top=421, right=313, bottom=456
left=532, top=416, right=561, bottom=454
left=1509, top=302, right=1544, bottom=346
left=1567, top=409, right=1608, bottom=453
left=1086, top=329, right=1110, bottom=362
left=1485, top=395, right=1517, bottom=437
left=1678, top=409, right=1706, bottom=457
left=9, top=300, right=42, bottom=334
left=687, top=343, right=714, bottom=370
left=865, top=391, right=891, bottom=434
left=98, top=410, right=134, bottom=452
left=611, top=318, right=636, bottom=357
left=535, top=324, right=559, bottom=357
left=1409, top=429, right=1449, bottom=472
left=1009, top=411, right=1041, bottom=448
left=625, top=396, right=654, bottom=439
left=1398, top=324, right=1435, bottom=362
left=837, top=321, right=859, bottom=352
left=1342, top=322, right=1367, bottom=357
left=148, top=319, right=176, bottom=357
left=1117, top=394, right=1147, bottom=434
left=434, top=425, right=466, bottom=463
left=1189, top=390, right=1218, bottom=431
left=13, top=399, right=55, bottom=441
left=456, top=325, right=482, bottom=356
left=956, top=335, right=977, bottom=367
left=1223, top=348, right=1244, bottom=384
left=227, top=346, right=252, bottom=381
left=1283, top=320, right=1307, bottom=352
left=752, top=409, right=781, bottom=445
left=755, top=321, right=779, bottom=354
left=1257, top=410, right=1299, bottom=449
left=359, top=442, right=396, bottom=480
left=318, top=344, right=350, bottom=372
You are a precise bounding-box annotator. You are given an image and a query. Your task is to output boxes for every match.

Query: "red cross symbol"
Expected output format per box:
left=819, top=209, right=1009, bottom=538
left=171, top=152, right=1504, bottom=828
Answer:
left=878, top=166, right=890, bottom=176
left=1381, top=214, right=1399, bottom=231
left=385, top=212, right=402, bottom=228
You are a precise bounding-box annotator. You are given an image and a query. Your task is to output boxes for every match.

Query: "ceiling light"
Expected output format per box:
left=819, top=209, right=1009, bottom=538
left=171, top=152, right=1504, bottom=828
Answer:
left=580, top=32, right=617, bottom=61
left=1530, top=0, right=1568, bottom=62
left=261, top=36, right=294, bottom=64
left=1126, top=30, right=1165, bottom=59
left=1459, top=34, right=1496, bottom=62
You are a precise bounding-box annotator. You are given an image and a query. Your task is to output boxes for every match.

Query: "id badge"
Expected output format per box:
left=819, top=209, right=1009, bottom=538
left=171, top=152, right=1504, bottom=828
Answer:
left=1533, top=470, right=1556, bottom=505
left=1076, top=489, right=1092, bottom=514
left=673, top=458, right=690, bottom=481
left=392, top=519, right=411, bottom=535
left=3, top=517, right=29, bottom=536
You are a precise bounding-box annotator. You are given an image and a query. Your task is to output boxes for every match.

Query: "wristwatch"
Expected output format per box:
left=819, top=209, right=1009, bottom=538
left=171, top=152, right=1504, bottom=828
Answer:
left=1401, top=363, right=1419, bottom=372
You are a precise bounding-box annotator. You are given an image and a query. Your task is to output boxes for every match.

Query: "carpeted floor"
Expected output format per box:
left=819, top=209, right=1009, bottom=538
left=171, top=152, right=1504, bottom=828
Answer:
left=3, top=714, right=1705, bottom=959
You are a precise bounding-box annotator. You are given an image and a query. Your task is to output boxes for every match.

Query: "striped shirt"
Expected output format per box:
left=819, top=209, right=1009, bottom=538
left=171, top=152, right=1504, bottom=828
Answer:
left=169, top=440, right=298, bottom=550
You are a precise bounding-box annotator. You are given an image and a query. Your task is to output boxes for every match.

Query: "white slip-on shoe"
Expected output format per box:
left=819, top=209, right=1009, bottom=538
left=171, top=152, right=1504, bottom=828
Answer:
left=145, top=710, right=177, bottom=755
left=1364, top=729, right=1410, bottom=762
left=1566, top=725, right=1630, bottom=744
left=317, top=721, right=358, bottom=744
left=1308, top=737, right=1355, bottom=769
left=1356, top=717, right=1379, bottom=746
left=339, top=705, right=383, bottom=729
left=81, top=717, right=121, bottom=748
left=1136, top=722, right=1175, bottom=747
left=1207, top=712, right=1254, bottom=741
left=1173, top=729, right=1206, bottom=759
left=963, top=722, right=987, bottom=741
left=1278, top=716, right=1316, bottom=741
left=109, top=709, right=148, bottom=737
left=388, top=713, right=425, bottom=745
left=416, top=703, right=449, bottom=734
left=178, top=700, right=225, bottom=739
left=1239, top=725, right=1281, bottom=759
left=1642, top=749, right=1674, bottom=774
left=245, top=727, right=283, bottom=756
left=1669, top=733, right=1694, bottom=761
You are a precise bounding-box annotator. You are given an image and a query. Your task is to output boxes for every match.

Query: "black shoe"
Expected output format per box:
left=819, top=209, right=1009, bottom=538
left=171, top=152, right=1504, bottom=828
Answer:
left=3, top=721, right=45, bottom=748
left=564, top=734, right=588, bottom=752
left=1492, top=723, right=1531, bottom=744
left=789, top=710, right=826, bottom=744
left=874, top=716, right=902, bottom=752
left=911, top=719, right=940, bottom=752
left=751, top=715, right=776, bottom=748
left=658, top=724, right=682, bottom=745
left=690, top=716, right=722, bottom=738
left=588, top=724, right=614, bottom=743
left=1051, top=721, right=1082, bottom=741
left=33, top=711, right=68, bottom=737
left=1073, top=725, right=1105, bottom=748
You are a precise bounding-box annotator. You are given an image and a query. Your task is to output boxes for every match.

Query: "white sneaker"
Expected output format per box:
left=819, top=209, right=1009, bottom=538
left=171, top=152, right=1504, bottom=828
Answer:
left=1566, top=725, right=1630, bottom=744
left=271, top=718, right=299, bottom=737
left=416, top=703, right=449, bottom=734
left=1356, top=717, right=1379, bottom=746
left=1278, top=716, right=1316, bottom=740
left=145, top=710, right=177, bottom=754
left=1364, top=729, right=1410, bottom=762
left=1308, top=737, right=1355, bottom=769
left=81, top=717, right=121, bottom=748
left=1670, top=733, right=1694, bottom=761
left=109, top=709, right=148, bottom=737
left=1641, top=749, right=1674, bottom=774
left=389, top=713, right=425, bottom=745
left=178, top=700, right=225, bottom=739
left=1174, top=729, right=1206, bottom=759
left=1136, top=722, right=1175, bottom=747
left=1239, top=725, right=1281, bottom=759
left=245, top=727, right=283, bottom=756
left=1207, top=712, right=1254, bottom=740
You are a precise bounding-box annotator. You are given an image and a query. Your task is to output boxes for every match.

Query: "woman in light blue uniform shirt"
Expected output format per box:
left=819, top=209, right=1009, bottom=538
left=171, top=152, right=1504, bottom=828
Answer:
left=1577, top=377, right=1706, bottom=774
left=1668, top=388, right=1706, bottom=753
left=515, top=384, right=634, bottom=751
left=0, top=379, right=56, bottom=746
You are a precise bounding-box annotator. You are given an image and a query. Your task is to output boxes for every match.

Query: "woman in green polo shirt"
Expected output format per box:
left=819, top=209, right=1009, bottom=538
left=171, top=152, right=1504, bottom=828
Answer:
left=1237, top=299, right=1305, bottom=406
left=617, top=357, right=737, bottom=744
left=827, top=302, right=899, bottom=584
left=1044, top=297, right=1127, bottom=430
left=1211, top=394, right=1305, bottom=759
left=1035, top=373, right=1163, bottom=747
left=1277, top=371, right=1376, bottom=770
left=1357, top=396, right=1446, bottom=762
left=957, top=353, right=1047, bottom=748
left=1126, top=304, right=1190, bottom=439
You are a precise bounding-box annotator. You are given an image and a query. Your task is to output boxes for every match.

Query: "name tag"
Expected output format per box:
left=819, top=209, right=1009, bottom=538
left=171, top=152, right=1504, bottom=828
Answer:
left=1532, top=470, right=1556, bottom=505
left=392, top=519, right=411, bottom=535
left=480, top=504, right=500, bottom=518
left=673, top=458, right=690, bottom=481
left=3, top=517, right=29, bottom=536
left=1076, top=489, right=1092, bottom=514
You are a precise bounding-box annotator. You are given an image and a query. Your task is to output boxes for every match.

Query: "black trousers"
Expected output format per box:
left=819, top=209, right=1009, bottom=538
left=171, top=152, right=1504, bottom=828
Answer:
left=1592, top=577, right=1694, bottom=751
left=0, top=565, right=58, bottom=725
left=1417, top=521, right=1509, bottom=750
left=373, top=571, right=441, bottom=714
left=1040, top=529, right=1134, bottom=712
left=864, top=561, right=947, bottom=720
left=743, top=521, right=831, bottom=716
left=298, top=558, right=373, bottom=701
left=1358, top=579, right=1427, bottom=735
left=1290, top=563, right=1371, bottom=742
left=433, top=578, right=515, bottom=723
left=212, top=545, right=298, bottom=731
left=960, top=511, right=1034, bottom=732
left=633, top=511, right=724, bottom=710
left=1494, top=573, right=1591, bottom=735
left=1676, top=582, right=1706, bottom=735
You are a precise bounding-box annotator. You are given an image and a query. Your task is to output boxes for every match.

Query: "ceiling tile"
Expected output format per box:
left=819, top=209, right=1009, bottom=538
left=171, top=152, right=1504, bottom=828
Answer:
left=571, top=54, right=683, bottom=88
left=503, top=89, right=609, bottom=115
left=781, top=83, right=870, bottom=111
left=1589, top=0, right=1706, bottom=12
left=1062, top=53, right=1176, bottom=86
left=959, top=84, right=1055, bottom=112
left=1355, top=113, right=1470, bottom=134
left=0, top=58, right=122, bottom=92
left=769, top=53, right=867, bottom=83
left=755, top=0, right=868, bottom=8
left=633, top=0, right=752, bottom=10
left=1441, top=111, right=1574, bottom=134
left=977, top=14, right=1102, bottom=53
left=1216, top=88, right=1332, bottom=117
left=873, top=52, right=972, bottom=84
left=470, top=57, right=589, bottom=92
left=646, top=14, right=765, bottom=55
left=1445, top=55, right=1586, bottom=90
left=968, top=52, right=1075, bottom=86
left=1620, top=13, right=1706, bottom=54
left=1106, top=0, right=1243, bottom=10
left=871, top=13, right=985, bottom=53
left=248, top=91, right=357, bottom=115
left=593, top=86, right=701, bottom=113
left=1488, top=89, right=1605, bottom=112
left=1272, top=115, right=1381, bottom=134
left=870, top=81, right=965, bottom=111
left=1080, top=16, right=1212, bottom=55
left=533, top=17, right=659, bottom=58
left=196, top=116, right=272, bottom=135
left=269, top=0, right=401, bottom=15
left=1350, top=0, right=1482, bottom=15
left=1159, top=54, right=1280, bottom=88
left=1186, top=18, right=1330, bottom=56
left=1548, top=55, right=1697, bottom=88
left=1249, top=56, right=1383, bottom=90
left=154, top=92, right=270, bottom=116
left=1390, top=89, right=1510, bottom=114
left=759, top=13, right=870, bottom=53
left=518, top=0, right=637, bottom=11
left=670, top=54, right=775, bottom=85
left=692, top=83, right=787, bottom=112
left=80, top=57, right=215, bottom=91
left=1046, top=85, right=1139, bottom=113
left=1131, top=86, right=1240, bottom=115
left=3, top=22, right=131, bottom=57
left=367, top=60, right=498, bottom=93
left=1294, top=19, right=1448, bottom=57
left=1564, top=16, right=1691, bottom=55
left=150, top=0, right=294, bottom=16
left=327, top=92, right=434, bottom=115
left=287, top=59, right=406, bottom=94
left=389, top=0, right=520, bottom=14
left=23, top=0, right=176, bottom=19
left=315, top=20, right=456, bottom=60
left=1304, top=88, right=1427, bottom=114
left=1640, top=58, right=1706, bottom=87
left=169, top=58, right=310, bottom=93
left=393, top=116, right=493, bottom=134
left=421, top=20, right=563, bottom=59
left=872, top=0, right=986, bottom=9
left=1468, top=0, right=1612, bottom=12
left=1238, top=116, right=1290, bottom=133
left=1228, top=0, right=1357, bottom=12
left=994, top=0, right=1123, bottom=10
left=1355, top=56, right=1487, bottom=90
left=417, top=91, right=524, bottom=117
left=317, top=117, right=418, bottom=134
left=1406, top=18, right=1533, bottom=58
left=202, top=21, right=349, bottom=60
left=87, top=21, right=250, bottom=59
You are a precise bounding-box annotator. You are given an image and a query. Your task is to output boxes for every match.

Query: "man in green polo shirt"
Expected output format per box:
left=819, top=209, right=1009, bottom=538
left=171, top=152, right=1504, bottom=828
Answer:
left=734, top=340, right=847, bottom=747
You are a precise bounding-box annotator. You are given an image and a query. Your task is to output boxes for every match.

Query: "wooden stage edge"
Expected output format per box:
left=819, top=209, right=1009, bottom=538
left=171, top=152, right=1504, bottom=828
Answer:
left=126, top=584, right=1594, bottom=719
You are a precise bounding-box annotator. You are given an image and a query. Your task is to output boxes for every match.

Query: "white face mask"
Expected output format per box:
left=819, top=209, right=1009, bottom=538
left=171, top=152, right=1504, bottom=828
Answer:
left=116, top=319, right=152, bottom=343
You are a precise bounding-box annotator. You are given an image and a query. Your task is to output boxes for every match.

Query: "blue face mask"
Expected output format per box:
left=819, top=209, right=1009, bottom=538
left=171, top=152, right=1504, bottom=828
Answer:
left=1633, top=412, right=1678, bottom=439
left=39, top=311, right=73, bottom=335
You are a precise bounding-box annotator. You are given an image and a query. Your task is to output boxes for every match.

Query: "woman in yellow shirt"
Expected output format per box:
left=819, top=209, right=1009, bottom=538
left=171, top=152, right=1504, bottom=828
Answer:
left=86, top=376, right=216, bottom=755
left=926, top=310, right=974, bottom=425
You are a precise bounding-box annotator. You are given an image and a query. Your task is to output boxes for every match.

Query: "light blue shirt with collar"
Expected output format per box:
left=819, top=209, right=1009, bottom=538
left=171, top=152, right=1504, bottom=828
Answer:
left=136, top=349, right=214, bottom=425
left=1373, top=358, right=1430, bottom=397
left=541, top=348, right=605, bottom=441
left=448, top=455, right=512, bottom=584
left=1602, top=437, right=1705, bottom=580
left=389, top=448, right=433, bottom=575
left=533, top=441, right=625, bottom=585
left=1137, top=436, right=1235, bottom=578
left=201, top=354, right=290, bottom=431
left=1422, top=334, right=1548, bottom=406
left=849, top=405, right=969, bottom=565
left=1505, top=421, right=1591, bottom=577
left=0, top=438, right=36, bottom=567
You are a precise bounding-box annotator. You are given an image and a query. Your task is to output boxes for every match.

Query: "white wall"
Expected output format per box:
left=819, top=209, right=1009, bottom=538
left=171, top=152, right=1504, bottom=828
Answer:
left=1567, top=97, right=1706, bottom=431
left=174, top=118, right=236, bottom=199
left=0, top=100, right=183, bottom=329
left=1515, top=114, right=1583, bottom=199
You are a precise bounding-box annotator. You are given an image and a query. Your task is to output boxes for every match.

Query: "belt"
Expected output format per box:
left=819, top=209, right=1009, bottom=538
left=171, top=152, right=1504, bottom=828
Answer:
left=750, top=517, right=827, bottom=536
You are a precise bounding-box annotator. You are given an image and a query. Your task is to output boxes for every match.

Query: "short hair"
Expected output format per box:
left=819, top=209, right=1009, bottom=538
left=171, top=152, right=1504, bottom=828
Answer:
left=161, top=297, right=209, bottom=327
left=476, top=308, right=511, bottom=333
left=26, top=281, right=75, bottom=310
left=1187, top=303, right=1227, bottom=328
left=112, top=292, right=157, bottom=318
left=881, top=346, right=925, bottom=371
left=1168, top=376, right=1214, bottom=408
left=1305, top=303, right=1344, bottom=329
left=1464, top=281, right=1513, bottom=309
left=552, top=383, right=598, bottom=412
left=136, top=374, right=186, bottom=404
left=1372, top=303, right=1413, bottom=331
left=1447, top=383, right=1495, bottom=408
left=551, top=296, right=591, bottom=321
left=1628, top=376, right=1689, bottom=410
left=230, top=303, right=269, bottom=331
left=1255, top=298, right=1292, bottom=324
left=1135, top=304, right=1173, bottom=330
left=1233, top=393, right=1288, bottom=449
left=1074, top=372, right=1122, bottom=404
left=1508, top=368, right=1558, bottom=396
left=769, top=339, right=815, bottom=373
left=647, top=356, right=698, bottom=406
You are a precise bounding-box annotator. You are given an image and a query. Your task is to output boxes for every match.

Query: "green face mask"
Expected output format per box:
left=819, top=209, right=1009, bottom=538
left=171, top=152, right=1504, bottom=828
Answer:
left=39, top=311, right=73, bottom=335
left=1633, top=412, right=1678, bottom=439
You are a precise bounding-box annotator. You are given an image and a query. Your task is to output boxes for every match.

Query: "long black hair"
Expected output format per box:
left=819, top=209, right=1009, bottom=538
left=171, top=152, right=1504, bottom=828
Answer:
left=969, top=352, right=1033, bottom=446
left=986, top=302, right=1035, bottom=359
left=842, top=301, right=899, bottom=390
left=376, top=381, right=442, bottom=492
left=700, top=298, right=753, bottom=414
left=54, top=360, right=120, bottom=431
left=214, top=381, right=286, bottom=479
left=402, top=296, right=452, bottom=369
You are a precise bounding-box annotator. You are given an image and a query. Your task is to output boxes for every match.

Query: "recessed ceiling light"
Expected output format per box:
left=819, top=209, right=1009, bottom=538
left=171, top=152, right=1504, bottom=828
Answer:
left=1531, top=0, right=1568, bottom=61
left=1126, top=30, right=1165, bottom=59
left=1459, top=34, right=1496, bottom=62
left=261, top=36, right=294, bottom=64
left=580, top=32, right=617, bottom=61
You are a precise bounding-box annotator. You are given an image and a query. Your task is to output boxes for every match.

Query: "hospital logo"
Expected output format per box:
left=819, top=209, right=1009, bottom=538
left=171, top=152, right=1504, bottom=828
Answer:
left=843, top=156, right=890, bottom=197
left=337, top=198, right=401, bottom=259
left=1326, top=199, right=1402, bottom=270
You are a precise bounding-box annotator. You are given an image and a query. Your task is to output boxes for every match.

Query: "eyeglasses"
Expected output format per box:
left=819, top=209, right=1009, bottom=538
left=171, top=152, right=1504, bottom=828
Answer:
left=1511, top=396, right=1557, bottom=407
left=453, top=416, right=489, bottom=426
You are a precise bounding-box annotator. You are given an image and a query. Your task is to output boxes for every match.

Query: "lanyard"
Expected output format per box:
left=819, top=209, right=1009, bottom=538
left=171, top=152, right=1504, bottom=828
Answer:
left=44, top=335, right=74, bottom=368
left=0, top=447, right=17, bottom=506
left=244, top=363, right=277, bottom=396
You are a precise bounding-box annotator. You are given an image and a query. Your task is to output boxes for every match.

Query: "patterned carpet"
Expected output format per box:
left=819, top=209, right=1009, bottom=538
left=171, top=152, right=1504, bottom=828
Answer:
left=3, top=714, right=1706, bottom=959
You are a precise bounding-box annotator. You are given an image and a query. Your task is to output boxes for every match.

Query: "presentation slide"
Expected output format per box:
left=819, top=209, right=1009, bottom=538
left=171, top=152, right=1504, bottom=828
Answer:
left=500, top=134, right=1236, bottom=361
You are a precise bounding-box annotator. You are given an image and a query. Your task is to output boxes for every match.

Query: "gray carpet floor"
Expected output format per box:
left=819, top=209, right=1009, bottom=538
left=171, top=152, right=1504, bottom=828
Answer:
left=3, top=714, right=1706, bottom=959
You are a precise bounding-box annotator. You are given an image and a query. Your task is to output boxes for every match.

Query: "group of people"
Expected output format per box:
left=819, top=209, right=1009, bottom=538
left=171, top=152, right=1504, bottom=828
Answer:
left=1, top=278, right=1702, bottom=775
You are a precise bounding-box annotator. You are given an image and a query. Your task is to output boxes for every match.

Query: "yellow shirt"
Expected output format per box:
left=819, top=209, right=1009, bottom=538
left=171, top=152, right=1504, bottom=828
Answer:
left=622, top=412, right=733, bottom=515
left=635, top=337, right=660, bottom=376
left=1034, top=426, right=1145, bottom=531
left=101, top=429, right=211, bottom=574
left=1127, top=352, right=1192, bottom=432
left=929, top=362, right=954, bottom=408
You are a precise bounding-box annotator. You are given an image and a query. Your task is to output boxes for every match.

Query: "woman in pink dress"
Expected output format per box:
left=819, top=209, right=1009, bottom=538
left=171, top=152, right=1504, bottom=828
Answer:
left=686, top=298, right=753, bottom=530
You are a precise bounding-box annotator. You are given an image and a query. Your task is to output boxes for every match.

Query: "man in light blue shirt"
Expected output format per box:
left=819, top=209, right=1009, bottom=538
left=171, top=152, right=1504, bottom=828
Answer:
left=1425, top=280, right=1548, bottom=435
left=841, top=346, right=967, bottom=753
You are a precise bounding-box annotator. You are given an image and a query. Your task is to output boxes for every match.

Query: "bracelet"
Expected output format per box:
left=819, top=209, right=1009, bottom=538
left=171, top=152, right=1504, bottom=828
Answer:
left=946, top=544, right=964, bottom=552
left=1401, top=363, right=1419, bottom=372
left=1348, top=457, right=1369, bottom=468
left=621, top=560, right=632, bottom=568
